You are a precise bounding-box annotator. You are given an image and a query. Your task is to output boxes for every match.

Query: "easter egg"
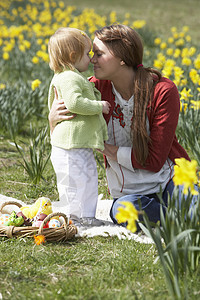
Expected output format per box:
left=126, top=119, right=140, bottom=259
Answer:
left=32, top=220, right=43, bottom=227
left=49, top=219, right=61, bottom=228
left=0, top=214, right=10, bottom=225
left=32, top=220, right=49, bottom=228
left=37, top=213, right=47, bottom=221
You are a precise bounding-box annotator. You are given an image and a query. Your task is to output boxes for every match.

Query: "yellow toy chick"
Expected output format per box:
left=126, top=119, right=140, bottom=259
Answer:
left=20, top=197, right=53, bottom=219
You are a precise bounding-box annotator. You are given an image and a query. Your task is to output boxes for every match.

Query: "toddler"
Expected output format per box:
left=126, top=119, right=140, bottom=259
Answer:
left=48, top=27, right=110, bottom=226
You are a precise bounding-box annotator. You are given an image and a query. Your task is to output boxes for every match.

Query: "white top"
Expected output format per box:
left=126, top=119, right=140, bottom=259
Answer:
left=106, top=83, right=174, bottom=198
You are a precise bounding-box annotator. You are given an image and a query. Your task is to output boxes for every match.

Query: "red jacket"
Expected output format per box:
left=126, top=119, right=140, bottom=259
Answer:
left=89, top=76, right=190, bottom=173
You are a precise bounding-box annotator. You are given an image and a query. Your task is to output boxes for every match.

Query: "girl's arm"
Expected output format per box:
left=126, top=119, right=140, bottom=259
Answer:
left=58, top=72, right=103, bottom=115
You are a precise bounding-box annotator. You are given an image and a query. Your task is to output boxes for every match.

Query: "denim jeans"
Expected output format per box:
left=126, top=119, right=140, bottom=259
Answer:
left=110, top=179, right=175, bottom=225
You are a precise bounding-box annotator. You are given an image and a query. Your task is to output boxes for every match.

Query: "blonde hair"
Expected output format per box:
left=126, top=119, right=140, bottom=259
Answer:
left=48, top=27, right=91, bottom=73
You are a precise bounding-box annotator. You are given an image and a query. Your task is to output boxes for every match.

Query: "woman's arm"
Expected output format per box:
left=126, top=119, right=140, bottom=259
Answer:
left=97, top=143, right=118, bottom=161
left=98, top=80, right=183, bottom=173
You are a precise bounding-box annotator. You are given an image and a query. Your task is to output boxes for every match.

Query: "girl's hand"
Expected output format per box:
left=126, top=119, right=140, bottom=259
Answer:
left=48, top=87, right=76, bottom=133
left=102, top=101, right=111, bottom=114
left=97, top=143, right=119, bottom=161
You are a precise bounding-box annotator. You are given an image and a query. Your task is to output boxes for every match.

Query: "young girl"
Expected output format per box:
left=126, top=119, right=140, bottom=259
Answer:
left=48, top=27, right=110, bottom=226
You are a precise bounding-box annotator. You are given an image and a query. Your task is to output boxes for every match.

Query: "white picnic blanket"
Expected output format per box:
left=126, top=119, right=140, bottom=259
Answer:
left=0, top=193, right=153, bottom=244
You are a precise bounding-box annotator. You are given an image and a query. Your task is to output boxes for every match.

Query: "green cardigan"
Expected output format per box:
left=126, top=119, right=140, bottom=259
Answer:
left=48, top=68, right=108, bottom=150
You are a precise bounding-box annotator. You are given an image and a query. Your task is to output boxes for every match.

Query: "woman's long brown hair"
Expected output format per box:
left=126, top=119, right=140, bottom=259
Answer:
left=95, top=24, right=161, bottom=166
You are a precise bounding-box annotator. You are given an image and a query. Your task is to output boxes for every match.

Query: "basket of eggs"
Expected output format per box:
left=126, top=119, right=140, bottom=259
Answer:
left=0, top=198, right=77, bottom=243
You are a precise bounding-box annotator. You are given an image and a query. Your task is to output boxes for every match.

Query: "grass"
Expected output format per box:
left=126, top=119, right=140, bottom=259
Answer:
left=0, top=237, right=199, bottom=299
left=65, top=0, right=200, bottom=42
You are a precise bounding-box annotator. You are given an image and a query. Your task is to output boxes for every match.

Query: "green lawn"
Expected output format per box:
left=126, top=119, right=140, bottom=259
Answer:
left=0, top=237, right=199, bottom=300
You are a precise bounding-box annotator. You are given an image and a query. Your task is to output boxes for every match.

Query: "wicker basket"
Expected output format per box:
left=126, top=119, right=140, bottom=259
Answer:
left=0, top=201, right=77, bottom=242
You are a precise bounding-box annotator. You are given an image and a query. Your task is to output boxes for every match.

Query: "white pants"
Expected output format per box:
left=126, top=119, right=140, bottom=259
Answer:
left=51, top=146, right=98, bottom=218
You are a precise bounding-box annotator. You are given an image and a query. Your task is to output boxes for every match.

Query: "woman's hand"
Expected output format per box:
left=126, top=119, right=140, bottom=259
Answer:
left=97, top=143, right=119, bottom=161
left=48, top=87, right=76, bottom=133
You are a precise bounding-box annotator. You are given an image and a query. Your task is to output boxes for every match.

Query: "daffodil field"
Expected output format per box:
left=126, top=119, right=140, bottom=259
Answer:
left=0, top=0, right=200, bottom=299
left=0, top=0, right=199, bottom=160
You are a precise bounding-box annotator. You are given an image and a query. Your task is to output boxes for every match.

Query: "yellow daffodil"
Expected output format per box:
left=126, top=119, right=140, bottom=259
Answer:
left=19, top=44, right=26, bottom=52
left=34, top=235, right=46, bottom=245
left=186, top=35, right=192, bottom=42
left=160, top=42, right=167, bottom=50
left=110, top=11, right=117, bottom=23
left=165, top=59, right=176, bottom=67
left=182, top=57, right=192, bottom=66
left=3, top=52, right=9, bottom=60
left=167, top=37, right=174, bottom=44
left=174, top=68, right=184, bottom=86
left=23, top=40, right=31, bottom=49
left=179, top=32, right=185, bottom=38
left=194, top=55, right=200, bottom=69
left=180, top=78, right=187, bottom=86
left=173, top=158, right=198, bottom=195
left=162, top=67, right=172, bottom=78
left=180, top=101, right=188, bottom=112
left=189, top=69, right=200, bottom=84
left=37, top=38, right=43, bottom=45
left=174, top=79, right=181, bottom=87
left=174, top=66, right=184, bottom=78
left=41, top=44, right=46, bottom=51
left=173, top=32, right=179, bottom=39
left=32, top=56, right=39, bottom=64
left=0, top=83, right=6, bottom=90
left=180, top=87, right=193, bottom=101
left=116, top=201, right=139, bottom=233
left=166, top=48, right=173, bottom=56
left=190, top=100, right=200, bottom=110
left=59, top=1, right=65, bottom=8
left=173, top=49, right=181, bottom=58
left=181, top=48, right=189, bottom=57
left=175, top=38, right=185, bottom=47
left=132, top=20, right=146, bottom=29
left=188, top=47, right=196, bottom=56
left=171, top=26, right=177, bottom=33
left=154, top=59, right=163, bottom=69
left=31, top=79, right=41, bottom=91
left=182, top=26, right=189, bottom=32
left=154, top=37, right=161, bottom=45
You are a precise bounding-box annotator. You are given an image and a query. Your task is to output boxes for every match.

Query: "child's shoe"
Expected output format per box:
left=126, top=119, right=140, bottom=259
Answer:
left=80, top=217, right=104, bottom=227
left=70, top=215, right=82, bottom=227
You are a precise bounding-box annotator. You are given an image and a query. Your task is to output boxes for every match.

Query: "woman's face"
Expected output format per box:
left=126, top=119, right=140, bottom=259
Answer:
left=91, top=37, right=122, bottom=80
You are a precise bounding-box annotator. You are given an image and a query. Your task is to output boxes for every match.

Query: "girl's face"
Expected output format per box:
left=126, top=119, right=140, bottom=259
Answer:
left=74, top=41, right=91, bottom=72
left=91, top=37, right=122, bottom=80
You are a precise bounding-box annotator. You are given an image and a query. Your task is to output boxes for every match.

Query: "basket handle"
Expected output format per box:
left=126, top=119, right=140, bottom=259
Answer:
left=0, top=201, right=23, bottom=213
left=38, top=212, right=68, bottom=235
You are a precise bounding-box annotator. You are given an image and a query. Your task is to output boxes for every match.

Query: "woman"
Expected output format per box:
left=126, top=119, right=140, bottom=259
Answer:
left=49, top=24, right=190, bottom=226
